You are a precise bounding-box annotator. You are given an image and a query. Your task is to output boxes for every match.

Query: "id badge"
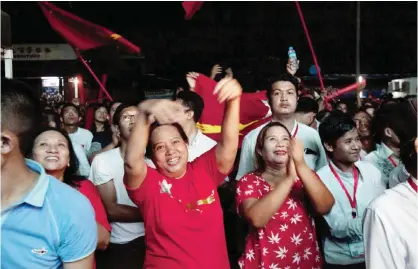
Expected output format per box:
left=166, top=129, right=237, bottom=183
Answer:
left=348, top=241, right=365, bottom=258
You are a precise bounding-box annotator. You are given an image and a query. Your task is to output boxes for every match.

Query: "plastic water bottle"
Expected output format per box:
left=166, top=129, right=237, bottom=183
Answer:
left=288, top=47, right=298, bottom=74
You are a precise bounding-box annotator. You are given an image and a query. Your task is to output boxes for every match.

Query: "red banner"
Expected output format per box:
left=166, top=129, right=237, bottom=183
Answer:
left=195, top=75, right=272, bottom=147
left=39, top=2, right=140, bottom=54
left=182, top=1, right=204, bottom=20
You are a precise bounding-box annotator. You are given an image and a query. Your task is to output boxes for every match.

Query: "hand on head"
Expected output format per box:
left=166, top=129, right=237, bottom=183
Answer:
left=213, top=77, right=242, bottom=103
left=139, top=99, right=184, bottom=125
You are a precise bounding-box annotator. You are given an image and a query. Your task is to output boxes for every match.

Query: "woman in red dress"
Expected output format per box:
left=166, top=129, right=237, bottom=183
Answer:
left=236, top=122, right=334, bottom=269
left=123, top=77, right=242, bottom=269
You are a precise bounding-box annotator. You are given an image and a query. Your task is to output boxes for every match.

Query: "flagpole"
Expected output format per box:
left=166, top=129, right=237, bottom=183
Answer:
left=73, top=48, right=113, bottom=101
left=295, top=1, right=325, bottom=93
left=356, top=1, right=362, bottom=107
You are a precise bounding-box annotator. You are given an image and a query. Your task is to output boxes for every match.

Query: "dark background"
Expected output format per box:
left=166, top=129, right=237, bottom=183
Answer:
left=2, top=1, right=417, bottom=91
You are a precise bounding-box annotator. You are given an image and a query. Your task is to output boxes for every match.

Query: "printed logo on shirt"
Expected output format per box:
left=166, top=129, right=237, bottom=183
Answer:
left=31, top=247, right=48, bottom=256
left=159, top=179, right=172, bottom=196
left=187, top=190, right=216, bottom=209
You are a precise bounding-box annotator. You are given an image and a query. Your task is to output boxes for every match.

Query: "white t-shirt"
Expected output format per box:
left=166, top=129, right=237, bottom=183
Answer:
left=236, top=120, right=328, bottom=180
left=68, top=127, right=93, bottom=155
left=363, top=176, right=418, bottom=269
left=89, top=148, right=145, bottom=244
left=71, top=142, right=90, bottom=177
left=317, top=160, right=386, bottom=265
left=364, top=143, right=400, bottom=187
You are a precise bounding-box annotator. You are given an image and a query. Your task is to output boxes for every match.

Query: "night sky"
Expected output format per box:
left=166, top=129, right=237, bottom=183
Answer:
left=2, top=1, right=417, bottom=83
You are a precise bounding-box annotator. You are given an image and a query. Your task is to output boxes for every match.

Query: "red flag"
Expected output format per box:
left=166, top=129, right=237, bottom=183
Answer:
left=182, top=1, right=204, bottom=20
left=39, top=2, right=140, bottom=54
left=194, top=75, right=272, bottom=147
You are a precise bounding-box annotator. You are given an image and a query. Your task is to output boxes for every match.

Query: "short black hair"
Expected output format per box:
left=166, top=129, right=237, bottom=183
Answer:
left=55, top=102, right=65, bottom=110
left=145, top=122, right=189, bottom=159
left=371, top=103, right=416, bottom=144
left=400, top=137, right=417, bottom=176
left=266, top=73, right=299, bottom=106
left=319, top=110, right=357, bottom=155
left=296, top=97, right=319, bottom=114
left=316, top=109, right=331, bottom=122
left=1, top=79, right=42, bottom=154
left=42, top=110, right=61, bottom=129
left=336, top=100, right=347, bottom=107
left=60, top=103, right=80, bottom=117
left=176, top=90, right=205, bottom=122
left=112, top=103, right=134, bottom=126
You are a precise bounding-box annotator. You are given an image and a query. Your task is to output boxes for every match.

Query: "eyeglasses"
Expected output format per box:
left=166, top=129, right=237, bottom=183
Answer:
left=121, top=114, right=138, bottom=121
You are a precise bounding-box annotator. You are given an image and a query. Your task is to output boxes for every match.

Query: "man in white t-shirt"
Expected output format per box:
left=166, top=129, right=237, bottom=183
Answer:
left=317, top=111, right=385, bottom=269
left=61, top=103, right=93, bottom=155
left=175, top=90, right=217, bottom=161
left=364, top=103, right=409, bottom=187
left=146, top=90, right=217, bottom=168
left=236, top=73, right=327, bottom=180
left=89, top=104, right=145, bottom=269
left=71, top=141, right=90, bottom=177
left=363, top=138, right=418, bottom=269
left=294, top=96, right=319, bottom=129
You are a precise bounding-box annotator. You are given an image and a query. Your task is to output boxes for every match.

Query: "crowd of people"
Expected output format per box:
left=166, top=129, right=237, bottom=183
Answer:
left=1, top=61, right=417, bottom=269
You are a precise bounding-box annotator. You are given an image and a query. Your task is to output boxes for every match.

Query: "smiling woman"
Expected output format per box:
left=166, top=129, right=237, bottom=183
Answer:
left=123, top=77, right=242, bottom=269
left=235, top=121, right=334, bottom=269
left=29, top=128, right=112, bottom=263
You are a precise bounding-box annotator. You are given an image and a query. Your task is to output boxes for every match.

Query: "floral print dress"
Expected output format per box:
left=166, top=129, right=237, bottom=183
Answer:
left=236, top=173, right=323, bottom=269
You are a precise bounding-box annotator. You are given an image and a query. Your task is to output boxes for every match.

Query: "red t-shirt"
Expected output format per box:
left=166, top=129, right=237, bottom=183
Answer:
left=127, top=148, right=230, bottom=269
left=78, top=179, right=112, bottom=232
left=236, top=173, right=323, bottom=269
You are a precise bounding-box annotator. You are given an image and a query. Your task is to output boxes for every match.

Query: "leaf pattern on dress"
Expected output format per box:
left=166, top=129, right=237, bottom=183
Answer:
left=235, top=173, right=322, bottom=269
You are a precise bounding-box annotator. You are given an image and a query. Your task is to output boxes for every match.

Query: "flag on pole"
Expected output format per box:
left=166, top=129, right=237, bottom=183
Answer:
left=182, top=1, right=204, bottom=20
left=39, top=1, right=140, bottom=54
left=194, top=75, right=272, bottom=147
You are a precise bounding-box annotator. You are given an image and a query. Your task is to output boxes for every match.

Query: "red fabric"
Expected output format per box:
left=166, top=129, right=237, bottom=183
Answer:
left=127, top=148, right=229, bottom=269
left=84, top=106, right=95, bottom=131
left=182, top=1, right=204, bottom=20
left=39, top=2, right=140, bottom=54
left=78, top=179, right=112, bottom=232
left=236, top=173, right=323, bottom=269
left=194, top=74, right=272, bottom=147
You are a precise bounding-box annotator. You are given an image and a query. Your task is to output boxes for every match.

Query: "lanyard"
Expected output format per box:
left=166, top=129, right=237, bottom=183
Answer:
left=292, top=123, right=299, bottom=138
left=387, top=156, right=398, bottom=168
left=407, top=177, right=417, bottom=193
left=329, top=163, right=359, bottom=218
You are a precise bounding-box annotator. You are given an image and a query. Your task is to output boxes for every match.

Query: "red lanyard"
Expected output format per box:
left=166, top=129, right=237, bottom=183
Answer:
left=329, top=163, right=359, bottom=218
left=407, top=177, right=417, bottom=193
left=387, top=156, right=398, bottom=168
left=292, top=123, right=299, bottom=138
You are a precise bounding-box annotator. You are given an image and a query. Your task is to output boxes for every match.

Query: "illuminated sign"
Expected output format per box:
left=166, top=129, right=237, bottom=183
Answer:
left=1, top=44, right=77, bottom=61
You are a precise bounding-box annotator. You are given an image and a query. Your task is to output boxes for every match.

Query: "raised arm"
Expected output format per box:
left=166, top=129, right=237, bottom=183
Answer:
left=123, top=108, right=150, bottom=190
left=213, top=78, right=242, bottom=174
left=290, top=138, right=335, bottom=215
